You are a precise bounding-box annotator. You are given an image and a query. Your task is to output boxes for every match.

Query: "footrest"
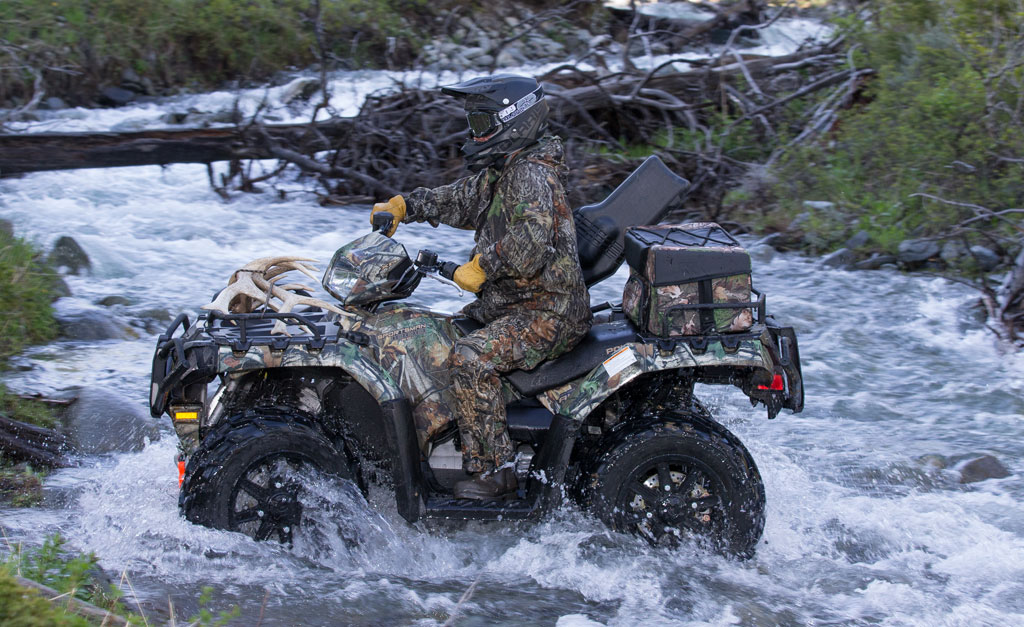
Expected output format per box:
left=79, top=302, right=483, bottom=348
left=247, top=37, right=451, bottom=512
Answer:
left=424, top=495, right=538, bottom=520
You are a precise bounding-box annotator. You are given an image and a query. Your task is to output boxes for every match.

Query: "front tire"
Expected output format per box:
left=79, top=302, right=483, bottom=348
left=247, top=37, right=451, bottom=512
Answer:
left=180, top=409, right=353, bottom=544
left=584, top=415, right=765, bottom=558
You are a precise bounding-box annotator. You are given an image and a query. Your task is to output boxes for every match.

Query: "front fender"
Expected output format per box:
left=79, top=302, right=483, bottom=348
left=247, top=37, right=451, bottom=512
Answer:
left=216, top=340, right=402, bottom=404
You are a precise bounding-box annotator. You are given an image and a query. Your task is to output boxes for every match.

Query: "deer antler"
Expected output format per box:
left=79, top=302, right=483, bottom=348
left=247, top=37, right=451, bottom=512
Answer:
left=202, top=255, right=352, bottom=334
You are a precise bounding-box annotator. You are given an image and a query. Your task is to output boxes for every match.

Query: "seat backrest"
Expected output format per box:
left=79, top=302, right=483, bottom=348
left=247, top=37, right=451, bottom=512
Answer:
left=574, top=155, right=689, bottom=286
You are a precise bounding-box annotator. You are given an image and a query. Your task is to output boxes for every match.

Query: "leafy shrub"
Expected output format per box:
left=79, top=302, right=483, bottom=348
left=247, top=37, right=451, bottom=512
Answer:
left=769, top=0, right=1024, bottom=252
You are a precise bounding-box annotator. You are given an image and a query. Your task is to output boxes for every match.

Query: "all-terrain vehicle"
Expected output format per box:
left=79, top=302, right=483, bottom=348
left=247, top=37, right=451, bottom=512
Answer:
left=150, top=156, right=803, bottom=558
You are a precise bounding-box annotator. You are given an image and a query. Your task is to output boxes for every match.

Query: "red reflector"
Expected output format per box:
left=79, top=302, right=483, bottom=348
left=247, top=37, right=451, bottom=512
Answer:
left=758, top=374, right=784, bottom=391
left=177, top=461, right=186, bottom=486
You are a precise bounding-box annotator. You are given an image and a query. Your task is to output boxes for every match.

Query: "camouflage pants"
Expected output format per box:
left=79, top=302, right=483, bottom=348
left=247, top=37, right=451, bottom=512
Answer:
left=447, top=311, right=590, bottom=474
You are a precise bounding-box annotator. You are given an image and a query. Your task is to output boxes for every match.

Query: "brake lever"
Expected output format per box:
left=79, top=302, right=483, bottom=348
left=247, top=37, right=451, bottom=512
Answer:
left=415, top=250, right=464, bottom=295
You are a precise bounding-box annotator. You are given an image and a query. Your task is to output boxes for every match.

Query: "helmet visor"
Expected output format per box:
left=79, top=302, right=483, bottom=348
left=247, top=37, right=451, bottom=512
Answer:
left=466, top=111, right=500, bottom=138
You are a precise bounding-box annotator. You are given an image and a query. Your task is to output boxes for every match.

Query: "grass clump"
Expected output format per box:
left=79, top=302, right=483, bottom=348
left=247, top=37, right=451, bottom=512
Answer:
left=0, top=230, right=58, bottom=367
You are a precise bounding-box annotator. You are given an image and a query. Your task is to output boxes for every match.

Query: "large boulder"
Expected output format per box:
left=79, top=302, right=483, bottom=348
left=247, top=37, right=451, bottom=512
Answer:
left=47, top=236, right=91, bottom=275
left=969, top=246, right=1001, bottom=272
left=57, top=387, right=160, bottom=455
left=54, top=301, right=138, bottom=341
left=821, top=247, right=855, bottom=269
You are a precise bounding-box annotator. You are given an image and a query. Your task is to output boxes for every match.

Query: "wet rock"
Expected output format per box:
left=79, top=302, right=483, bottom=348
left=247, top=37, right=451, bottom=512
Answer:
left=969, top=246, right=1000, bottom=272
left=844, top=230, right=871, bottom=250
left=52, top=277, right=72, bottom=299
left=854, top=253, right=897, bottom=270
left=56, top=307, right=138, bottom=341
left=821, top=247, right=855, bottom=269
left=279, top=77, right=321, bottom=105
left=955, top=455, right=1010, bottom=483
left=897, top=239, right=940, bottom=265
left=159, top=111, right=190, bottom=125
left=98, top=295, right=133, bottom=307
left=916, top=454, right=949, bottom=471
left=0, top=218, right=12, bottom=236
left=96, top=86, right=136, bottom=107
left=47, top=236, right=91, bottom=275
left=38, top=97, right=67, bottom=110
left=56, top=387, right=160, bottom=454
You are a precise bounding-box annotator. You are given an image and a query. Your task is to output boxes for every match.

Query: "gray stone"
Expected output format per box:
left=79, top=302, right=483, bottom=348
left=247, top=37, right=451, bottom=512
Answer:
left=789, top=212, right=811, bottom=230
left=897, top=239, right=941, bottom=264
left=47, top=236, right=91, bottom=275
left=855, top=254, right=898, bottom=270
left=471, top=54, right=495, bottom=68
left=279, top=77, right=321, bottom=105
left=462, top=46, right=487, bottom=60
left=58, top=387, right=160, bottom=455
left=159, top=111, right=190, bottom=125
left=56, top=309, right=138, bottom=341
left=39, top=97, right=67, bottom=110
left=955, top=455, right=1011, bottom=483
left=916, top=454, right=949, bottom=471
left=969, top=246, right=1000, bottom=272
left=0, top=218, right=12, bottom=236
left=940, top=240, right=967, bottom=264
left=495, top=45, right=528, bottom=67
left=589, top=34, right=613, bottom=49
left=802, top=200, right=836, bottom=212
left=98, top=295, right=132, bottom=307
left=821, top=247, right=855, bottom=269
left=97, top=86, right=136, bottom=106
left=844, top=230, right=871, bottom=250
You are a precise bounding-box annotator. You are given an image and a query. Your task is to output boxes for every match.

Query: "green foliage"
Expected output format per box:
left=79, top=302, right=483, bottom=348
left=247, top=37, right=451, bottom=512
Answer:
left=2, top=534, right=141, bottom=622
left=769, top=0, right=1024, bottom=252
left=0, top=0, right=438, bottom=104
left=0, top=231, right=57, bottom=368
left=0, top=463, right=45, bottom=507
left=0, top=568, right=92, bottom=627
left=190, top=586, right=242, bottom=627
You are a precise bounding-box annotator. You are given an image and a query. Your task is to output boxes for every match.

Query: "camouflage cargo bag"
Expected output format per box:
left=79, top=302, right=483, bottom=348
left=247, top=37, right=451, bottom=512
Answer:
left=621, top=222, right=755, bottom=336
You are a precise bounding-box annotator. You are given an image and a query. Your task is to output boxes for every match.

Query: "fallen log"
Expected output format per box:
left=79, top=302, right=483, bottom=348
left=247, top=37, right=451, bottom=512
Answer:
left=0, top=414, right=72, bottom=468
left=0, top=118, right=353, bottom=175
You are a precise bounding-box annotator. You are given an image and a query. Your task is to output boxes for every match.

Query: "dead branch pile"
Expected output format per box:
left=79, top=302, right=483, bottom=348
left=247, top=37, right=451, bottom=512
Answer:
left=247, top=35, right=858, bottom=216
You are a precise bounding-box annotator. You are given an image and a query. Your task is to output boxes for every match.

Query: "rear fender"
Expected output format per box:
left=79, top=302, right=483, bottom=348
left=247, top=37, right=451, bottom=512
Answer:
left=539, top=335, right=770, bottom=421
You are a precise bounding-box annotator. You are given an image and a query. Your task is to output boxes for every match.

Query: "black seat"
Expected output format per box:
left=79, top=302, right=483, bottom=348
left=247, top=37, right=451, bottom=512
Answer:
left=454, top=317, right=638, bottom=397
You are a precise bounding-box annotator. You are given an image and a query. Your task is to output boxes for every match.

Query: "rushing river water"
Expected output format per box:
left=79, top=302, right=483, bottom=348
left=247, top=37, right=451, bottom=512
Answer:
left=3, top=41, right=1024, bottom=625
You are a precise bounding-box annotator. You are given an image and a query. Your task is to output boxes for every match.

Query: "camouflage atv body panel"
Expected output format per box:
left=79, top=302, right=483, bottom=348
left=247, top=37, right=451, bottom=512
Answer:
left=539, top=331, right=774, bottom=420
left=209, top=306, right=779, bottom=449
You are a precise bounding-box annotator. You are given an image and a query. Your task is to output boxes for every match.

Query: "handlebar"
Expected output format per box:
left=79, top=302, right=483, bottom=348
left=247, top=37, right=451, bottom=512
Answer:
left=371, top=211, right=394, bottom=233
left=415, top=249, right=461, bottom=286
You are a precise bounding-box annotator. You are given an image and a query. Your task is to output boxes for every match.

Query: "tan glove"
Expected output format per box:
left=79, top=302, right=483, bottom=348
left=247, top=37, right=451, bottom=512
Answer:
left=369, top=195, right=406, bottom=237
left=453, top=254, right=486, bottom=293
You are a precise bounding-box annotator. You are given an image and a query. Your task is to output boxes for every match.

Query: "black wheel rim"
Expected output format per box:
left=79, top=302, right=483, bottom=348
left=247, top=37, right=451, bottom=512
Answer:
left=614, top=455, right=727, bottom=547
left=228, top=454, right=312, bottom=544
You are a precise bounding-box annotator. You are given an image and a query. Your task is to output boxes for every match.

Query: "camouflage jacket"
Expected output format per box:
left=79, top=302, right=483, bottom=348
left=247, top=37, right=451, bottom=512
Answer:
left=405, top=136, right=592, bottom=327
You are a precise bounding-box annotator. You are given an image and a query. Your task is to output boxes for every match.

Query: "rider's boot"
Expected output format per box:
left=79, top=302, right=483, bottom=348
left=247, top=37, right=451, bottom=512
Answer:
left=453, top=467, right=518, bottom=500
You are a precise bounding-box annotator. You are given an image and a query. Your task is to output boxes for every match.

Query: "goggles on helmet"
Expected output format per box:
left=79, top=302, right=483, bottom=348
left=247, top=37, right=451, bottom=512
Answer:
left=466, top=111, right=501, bottom=138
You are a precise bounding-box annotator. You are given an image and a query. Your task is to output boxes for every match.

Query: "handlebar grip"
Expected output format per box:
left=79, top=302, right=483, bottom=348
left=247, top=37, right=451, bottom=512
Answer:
left=372, top=211, right=394, bottom=233
left=439, top=261, right=459, bottom=280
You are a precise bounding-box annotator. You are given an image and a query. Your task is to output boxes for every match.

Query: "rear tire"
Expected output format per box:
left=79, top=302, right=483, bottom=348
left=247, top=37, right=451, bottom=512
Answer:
left=584, top=415, right=765, bottom=558
left=180, top=408, right=353, bottom=544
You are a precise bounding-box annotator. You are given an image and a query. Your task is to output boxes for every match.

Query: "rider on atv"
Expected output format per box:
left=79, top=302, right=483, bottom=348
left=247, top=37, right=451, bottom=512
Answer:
left=369, top=75, right=592, bottom=499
